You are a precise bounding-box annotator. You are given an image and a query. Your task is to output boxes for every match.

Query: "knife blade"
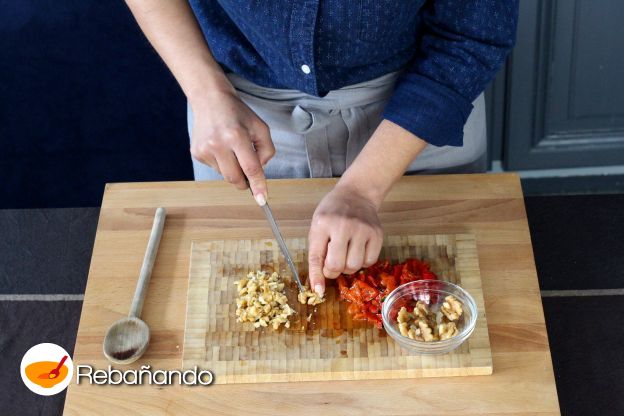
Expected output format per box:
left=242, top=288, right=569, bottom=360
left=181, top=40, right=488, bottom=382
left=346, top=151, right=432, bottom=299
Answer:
left=259, top=201, right=305, bottom=293
left=245, top=177, right=305, bottom=292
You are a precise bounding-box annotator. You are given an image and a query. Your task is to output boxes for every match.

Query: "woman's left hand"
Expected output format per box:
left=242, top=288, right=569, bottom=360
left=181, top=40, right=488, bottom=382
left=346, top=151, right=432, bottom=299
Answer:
left=306, top=120, right=429, bottom=297
left=307, top=182, right=384, bottom=297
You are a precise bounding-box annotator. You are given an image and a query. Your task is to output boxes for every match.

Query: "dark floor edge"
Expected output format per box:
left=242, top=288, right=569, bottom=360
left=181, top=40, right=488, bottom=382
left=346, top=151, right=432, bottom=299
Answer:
left=0, top=294, right=85, bottom=301
left=541, top=289, right=624, bottom=297
left=521, top=174, right=624, bottom=195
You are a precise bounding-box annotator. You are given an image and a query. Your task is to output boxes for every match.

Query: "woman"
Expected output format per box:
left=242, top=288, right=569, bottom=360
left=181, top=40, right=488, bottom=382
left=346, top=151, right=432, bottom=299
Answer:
left=125, top=0, right=518, bottom=296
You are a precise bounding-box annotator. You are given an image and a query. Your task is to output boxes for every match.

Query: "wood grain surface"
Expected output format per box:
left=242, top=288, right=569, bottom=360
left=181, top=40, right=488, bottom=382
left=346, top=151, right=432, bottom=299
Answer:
left=64, top=174, right=560, bottom=415
left=184, top=234, right=492, bottom=383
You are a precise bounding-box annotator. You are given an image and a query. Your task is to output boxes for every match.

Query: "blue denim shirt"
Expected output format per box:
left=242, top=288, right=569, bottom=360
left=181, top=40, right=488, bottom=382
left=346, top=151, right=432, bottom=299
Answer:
left=189, top=1, right=518, bottom=147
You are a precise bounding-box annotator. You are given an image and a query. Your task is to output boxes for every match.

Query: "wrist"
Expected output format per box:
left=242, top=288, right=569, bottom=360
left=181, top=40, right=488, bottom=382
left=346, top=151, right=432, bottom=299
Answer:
left=334, top=120, right=427, bottom=210
left=185, top=65, right=236, bottom=108
left=334, top=174, right=386, bottom=211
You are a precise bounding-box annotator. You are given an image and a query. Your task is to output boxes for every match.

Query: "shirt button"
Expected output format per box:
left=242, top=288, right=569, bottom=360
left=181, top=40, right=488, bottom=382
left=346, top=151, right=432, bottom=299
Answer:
left=300, top=64, right=311, bottom=74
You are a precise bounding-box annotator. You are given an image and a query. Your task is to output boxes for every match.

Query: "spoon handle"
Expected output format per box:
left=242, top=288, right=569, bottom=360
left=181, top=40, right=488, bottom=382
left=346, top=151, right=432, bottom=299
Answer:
left=55, top=355, right=68, bottom=371
left=129, top=207, right=166, bottom=318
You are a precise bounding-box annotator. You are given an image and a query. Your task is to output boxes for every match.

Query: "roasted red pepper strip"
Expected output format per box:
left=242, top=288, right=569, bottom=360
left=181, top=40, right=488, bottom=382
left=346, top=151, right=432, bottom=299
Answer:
left=379, top=272, right=398, bottom=293
left=338, top=258, right=438, bottom=328
left=365, top=274, right=377, bottom=288
left=392, top=264, right=402, bottom=280
left=369, top=301, right=381, bottom=314
left=353, top=280, right=378, bottom=302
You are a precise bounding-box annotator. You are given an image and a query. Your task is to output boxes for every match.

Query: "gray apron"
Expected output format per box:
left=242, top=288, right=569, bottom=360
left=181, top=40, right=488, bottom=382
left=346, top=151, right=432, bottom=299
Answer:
left=188, top=72, right=487, bottom=180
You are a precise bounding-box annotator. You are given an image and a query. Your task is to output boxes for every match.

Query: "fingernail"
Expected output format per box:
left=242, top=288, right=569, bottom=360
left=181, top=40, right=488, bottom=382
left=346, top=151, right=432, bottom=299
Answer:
left=255, top=193, right=266, bottom=206
left=314, top=284, right=324, bottom=297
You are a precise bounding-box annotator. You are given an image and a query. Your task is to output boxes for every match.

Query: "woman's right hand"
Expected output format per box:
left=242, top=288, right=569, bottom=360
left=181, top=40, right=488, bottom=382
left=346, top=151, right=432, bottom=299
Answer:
left=123, top=0, right=275, bottom=202
left=189, top=80, right=275, bottom=205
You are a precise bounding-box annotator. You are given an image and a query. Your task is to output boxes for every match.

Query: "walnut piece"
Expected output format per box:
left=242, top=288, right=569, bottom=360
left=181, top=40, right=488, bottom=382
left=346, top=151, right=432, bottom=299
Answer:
left=413, top=301, right=430, bottom=319
left=413, top=301, right=437, bottom=328
left=397, top=306, right=438, bottom=341
left=437, top=321, right=459, bottom=340
left=407, top=325, right=424, bottom=342
left=297, top=287, right=325, bottom=306
left=440, top=295, right=463, bottom=322
left=395, top=296, right=464, bottom=342
left=234, top=271, right=293, bottom=330
left=417, top=319, right=437, bottom=342
left=397, top=306, right=413, bottom=323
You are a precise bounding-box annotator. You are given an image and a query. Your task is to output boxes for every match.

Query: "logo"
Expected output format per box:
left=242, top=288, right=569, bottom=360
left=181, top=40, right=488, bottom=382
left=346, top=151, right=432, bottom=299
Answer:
left=20, top=343, right=74, bottom=396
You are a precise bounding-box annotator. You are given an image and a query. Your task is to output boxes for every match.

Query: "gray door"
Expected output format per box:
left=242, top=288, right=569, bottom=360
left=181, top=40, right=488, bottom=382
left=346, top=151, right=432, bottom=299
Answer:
left=503, top=0, right=624, bottom=170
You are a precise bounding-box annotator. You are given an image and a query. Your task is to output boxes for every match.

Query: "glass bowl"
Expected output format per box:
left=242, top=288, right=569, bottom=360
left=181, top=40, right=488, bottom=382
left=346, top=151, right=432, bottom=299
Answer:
left=381, top=280, right=478, bottom=354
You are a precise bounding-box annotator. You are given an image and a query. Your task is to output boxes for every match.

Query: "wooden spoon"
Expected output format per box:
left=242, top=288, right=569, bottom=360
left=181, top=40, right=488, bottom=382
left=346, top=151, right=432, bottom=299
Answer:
left=103, top=207, right=166, bottom=365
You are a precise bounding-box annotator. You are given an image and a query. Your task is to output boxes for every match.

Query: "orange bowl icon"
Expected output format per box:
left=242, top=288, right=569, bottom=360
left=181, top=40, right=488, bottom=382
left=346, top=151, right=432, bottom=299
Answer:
left=25, top=361, right=69, bottom=388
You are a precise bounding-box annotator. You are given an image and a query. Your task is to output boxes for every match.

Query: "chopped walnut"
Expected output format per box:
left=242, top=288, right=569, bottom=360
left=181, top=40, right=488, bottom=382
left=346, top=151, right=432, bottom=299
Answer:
left=395, top=296, right=464, bottom=342
left=440, top=295, right=463, bottom=322
left=234, top=271, right=293, bottom=330
left=297, top=287, right=325, bottom=306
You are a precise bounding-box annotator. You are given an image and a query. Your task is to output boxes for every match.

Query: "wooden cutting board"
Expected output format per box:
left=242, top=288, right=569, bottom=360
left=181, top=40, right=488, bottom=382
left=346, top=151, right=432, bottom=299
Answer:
left=183, top=234, right=491, bottom=384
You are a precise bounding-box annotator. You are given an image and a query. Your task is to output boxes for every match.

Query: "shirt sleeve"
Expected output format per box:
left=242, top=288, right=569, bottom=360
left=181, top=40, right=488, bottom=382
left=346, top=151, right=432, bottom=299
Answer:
left=382, top=0, right=519, bottom=147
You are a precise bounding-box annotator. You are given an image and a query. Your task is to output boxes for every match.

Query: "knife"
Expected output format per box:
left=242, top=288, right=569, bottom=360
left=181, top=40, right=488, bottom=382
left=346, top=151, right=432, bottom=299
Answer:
left=249, top=186, right=305, bottom=293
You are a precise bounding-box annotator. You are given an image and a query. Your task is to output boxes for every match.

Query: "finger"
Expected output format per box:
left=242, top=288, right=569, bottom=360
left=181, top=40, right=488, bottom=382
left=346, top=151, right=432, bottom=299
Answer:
left=251, top=121, right=276, bottom=166
left=191, top=147, right=222, bottom=176
left=210, top=156, right=222, bottom=176
left=190, top=143, right=211, bottom=165
left=190, top=140, right=222, bottom=174
left=363, top=232, right=383, bottom=267
left=216, top=150, right=247, bottom=190
left=344, top=235, right=366, bottom=274
left=201, top=154, right=221, bottom=174
left=234, top=140, right=267, bottom=205
left=308, top=227, right=329, bottom=297
left=323, top=236, right=348, bottom=279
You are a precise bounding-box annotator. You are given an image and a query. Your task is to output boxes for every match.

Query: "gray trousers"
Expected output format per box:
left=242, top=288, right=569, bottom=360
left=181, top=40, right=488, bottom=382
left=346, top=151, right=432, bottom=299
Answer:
left=188, top=72, right=487, bottom=180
